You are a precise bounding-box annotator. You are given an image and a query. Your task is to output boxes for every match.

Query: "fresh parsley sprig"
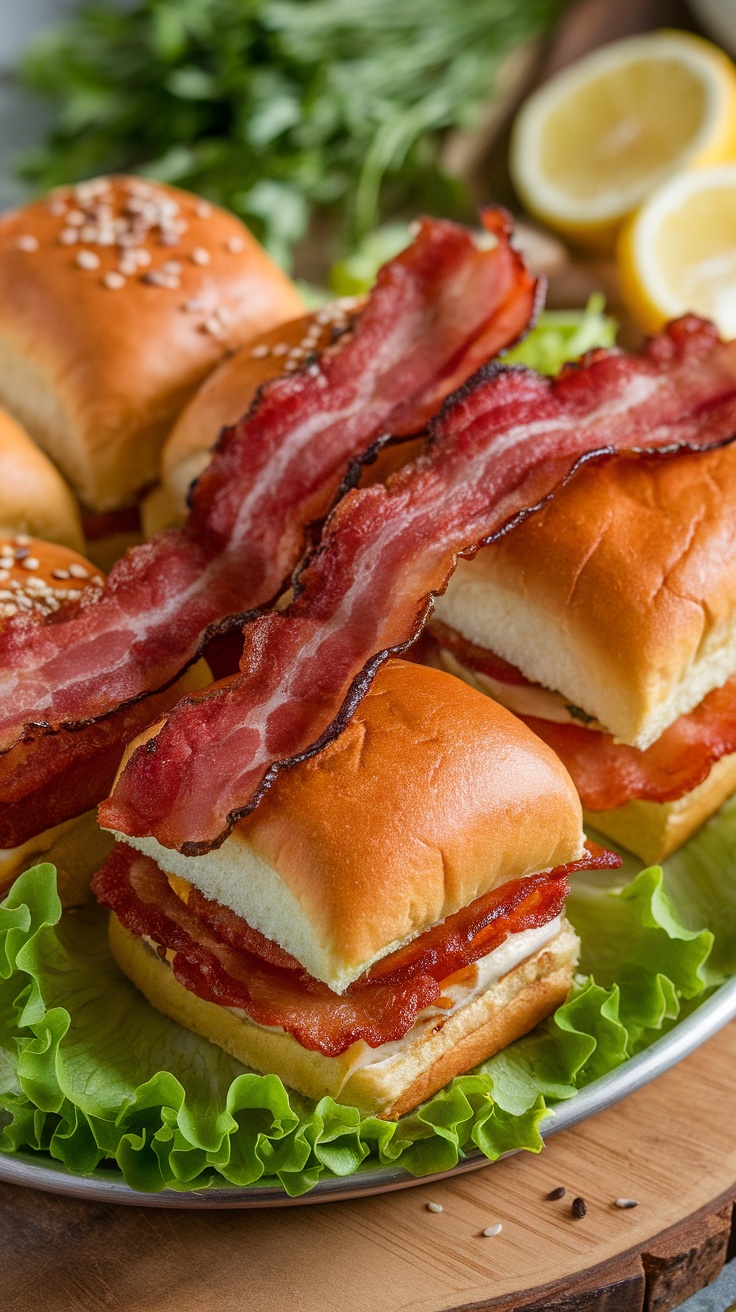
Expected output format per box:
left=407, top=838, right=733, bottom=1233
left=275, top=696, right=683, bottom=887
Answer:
left=18, top=0, right=565, bottom=267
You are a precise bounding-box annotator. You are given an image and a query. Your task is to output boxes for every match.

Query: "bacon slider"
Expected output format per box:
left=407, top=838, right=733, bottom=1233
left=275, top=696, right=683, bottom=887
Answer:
left=0, top=176, right=302, bottom=565
left=432, top=445, right=736, bottom=865
left=92, top=659, right=618, bottom=1119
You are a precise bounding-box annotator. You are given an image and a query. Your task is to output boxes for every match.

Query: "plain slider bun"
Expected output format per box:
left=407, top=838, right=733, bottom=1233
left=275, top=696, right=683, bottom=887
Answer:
left=0, top=176, right=303, bottom=515
left=142, top=298, right=363, bottom=535
left=109, top=659, right=585, bottom=992
left=110, top=914, right=579, bottom=1119
left=0, top=534, right=212, bottom=905
left=104, top=658, right=585, bottom=1117
left=434, top=446, right=736, bottom=752
left=0, top=406, right=83, bottom=550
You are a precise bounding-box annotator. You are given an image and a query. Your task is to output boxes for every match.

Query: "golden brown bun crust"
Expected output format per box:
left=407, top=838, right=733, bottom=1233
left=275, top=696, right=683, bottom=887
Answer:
left=109, top=914, right=578, bottom=1119
left=158, top=299, right=362, bottom=518
left=0, top=176, right=303, bottom=512
left=586, top=750, right=736, bottom=865
left=435, top=447, right=736, bottom=748
left=0, top=407, right=83, bottom=550
left=237, top=659, right=584, bottom=979
left=0, top=535, right=104, bottom=624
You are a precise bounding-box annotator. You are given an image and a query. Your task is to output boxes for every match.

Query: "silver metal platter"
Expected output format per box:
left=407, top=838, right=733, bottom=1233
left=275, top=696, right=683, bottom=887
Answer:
left=2, top=972, right=736, bottom=1208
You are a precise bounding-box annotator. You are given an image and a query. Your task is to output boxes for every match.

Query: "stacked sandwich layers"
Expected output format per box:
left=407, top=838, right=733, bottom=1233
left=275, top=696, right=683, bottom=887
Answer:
left=432, top=444, right=736, bottom=863
left=94, top=659, right=619, bottom=1119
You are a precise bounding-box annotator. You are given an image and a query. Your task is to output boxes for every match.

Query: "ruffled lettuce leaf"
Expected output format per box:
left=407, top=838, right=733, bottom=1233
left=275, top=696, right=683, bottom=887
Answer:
left=2, top=792, right=735, bottom=1194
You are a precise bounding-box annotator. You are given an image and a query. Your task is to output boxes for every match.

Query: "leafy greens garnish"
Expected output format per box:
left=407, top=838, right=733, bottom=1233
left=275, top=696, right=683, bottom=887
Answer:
left=17, top=0, right=566, bottom=266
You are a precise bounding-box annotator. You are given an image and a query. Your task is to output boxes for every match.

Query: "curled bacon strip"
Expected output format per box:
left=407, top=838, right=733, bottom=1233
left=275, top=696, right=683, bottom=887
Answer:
left=521, top=679, right=736, bottom=810
left=102, top=317, right=736, bottom=853
left=0, top=210, right=537, bottom=758
left=94, top=842, right=617, bottom=1056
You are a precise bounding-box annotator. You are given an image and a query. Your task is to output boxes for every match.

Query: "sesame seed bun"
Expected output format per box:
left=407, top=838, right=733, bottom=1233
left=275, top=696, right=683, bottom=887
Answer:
left=0, top=406, right=83, bottom=551
left=0, top=534, right=104, bottom=623
left=142, top=299, right=363, bottom=535
left=0, top=176, right=303, bottom=514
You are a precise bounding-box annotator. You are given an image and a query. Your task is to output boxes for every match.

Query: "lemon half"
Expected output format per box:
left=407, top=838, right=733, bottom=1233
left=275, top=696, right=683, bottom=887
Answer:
left=618, top=163, right=736, bottom=337
left=510, top=30, right=736, bottom=251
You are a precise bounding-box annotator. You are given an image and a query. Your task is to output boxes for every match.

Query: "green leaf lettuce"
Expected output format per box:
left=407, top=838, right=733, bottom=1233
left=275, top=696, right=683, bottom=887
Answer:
left=2, top=796, right=734, bottom=1194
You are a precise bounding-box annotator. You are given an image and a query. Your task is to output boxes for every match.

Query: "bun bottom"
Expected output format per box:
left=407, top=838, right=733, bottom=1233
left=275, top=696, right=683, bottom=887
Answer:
left=585, top=750, right=736, bottom=865
left=0, top=808, right=114, bottom=907
left=108, top=916, right=579, bottom=1120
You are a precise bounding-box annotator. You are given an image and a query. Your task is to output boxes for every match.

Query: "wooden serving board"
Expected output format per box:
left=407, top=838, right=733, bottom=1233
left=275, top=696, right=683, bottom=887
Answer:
left=2, top=1017, right=736, bottom=1312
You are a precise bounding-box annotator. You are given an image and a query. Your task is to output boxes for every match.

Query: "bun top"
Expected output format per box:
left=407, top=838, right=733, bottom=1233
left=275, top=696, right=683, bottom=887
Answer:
left=434, top=445, right=736, bottom=749
left=0, top=535, right=104, bottom=626
left=0, top=176, right=303, bottom=512
left=158, top=298, right=363, bottom=517
left=0, top=406, right=83, bottom=551
left=114, top=658, right=585, bottom=991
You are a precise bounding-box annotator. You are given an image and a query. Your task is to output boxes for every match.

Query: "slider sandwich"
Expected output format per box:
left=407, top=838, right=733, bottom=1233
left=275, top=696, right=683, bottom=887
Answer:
left=93, top=659, right=617, bottom=1119
left=0, top=176, right=302, bottom=565
left=432, top=445, right=736, bottom=865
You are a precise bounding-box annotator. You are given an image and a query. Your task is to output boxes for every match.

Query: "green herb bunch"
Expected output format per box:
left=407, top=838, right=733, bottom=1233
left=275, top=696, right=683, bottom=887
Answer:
left=18, top=0, right=565, bottom=267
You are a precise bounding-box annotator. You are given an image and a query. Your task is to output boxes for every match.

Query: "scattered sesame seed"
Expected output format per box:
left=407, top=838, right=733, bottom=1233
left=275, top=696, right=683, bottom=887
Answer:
left=103, top=271, right=126, bottom=290
left=76, top=250, right=101, bottom=271
left=0, top=571, right=8, bottom=583
left=80, top=225, right=98, bottom=242
left=425, top=1202, right=443, bottom=1214
left=68, top=563, right=90, bottom=579
left=226, top=236, right=245, bottom=253
left=571, top=1197, right=587, bottom=1220
left=183, top=298, right=205, bottom=313
left=482, top=1224, right=503, bottom=1237
left=614, top=1199, right=639, bottom=1210
left=47, top=199, right=67, bottom=217
left=51, top=569, right=70, bottom=580
left=17, top=234, right=39, bottom=252
left=196, top=201, right=212, bottom=218
left=546, top=1186, right=566, bottom=1201
left=118, top=259, right=138, bottom=277
left=14, top=536, right=30, bottom=546
left=66, top=210, right=85, bottom=227
left=272, top=343, right=289, bottom=356
left=162, top=260, right=182, bottom=276
left=250, top=343, right=270, bottom=359
left=0, top=603, right=17, bottom=617
left=283, top=360, right=299, bottom=372
left=20, top=557, right=40, bottom=571
left=141, top=270, right=173, bottom=287
left=202, top=315, right=224, bottom=336
left=191, top=247, right=211, bottom=266
left=135, top=248, right=152, bottom=267
left=59, top=229, right=79, bottom=246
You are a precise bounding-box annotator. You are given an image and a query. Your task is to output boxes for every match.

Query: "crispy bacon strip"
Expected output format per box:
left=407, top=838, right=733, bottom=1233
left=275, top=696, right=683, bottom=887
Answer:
left=102, top=317, right=736, bottom=853
left=0, top=210, right=538, bottom=755
left=94, top=842, right=617, bottom=1055
left=522, top=679, right=736, bottom=810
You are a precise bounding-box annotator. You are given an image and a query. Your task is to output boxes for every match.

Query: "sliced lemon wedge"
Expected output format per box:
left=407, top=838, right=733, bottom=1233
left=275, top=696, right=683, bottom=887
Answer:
left=618, top=163, right=736, bottom=336
left=510, top=30, right=736, bottom=251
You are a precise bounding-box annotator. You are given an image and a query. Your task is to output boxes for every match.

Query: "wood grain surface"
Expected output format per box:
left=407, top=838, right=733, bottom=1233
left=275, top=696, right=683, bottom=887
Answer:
left=2, top=1017, right=736, bottom=1312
